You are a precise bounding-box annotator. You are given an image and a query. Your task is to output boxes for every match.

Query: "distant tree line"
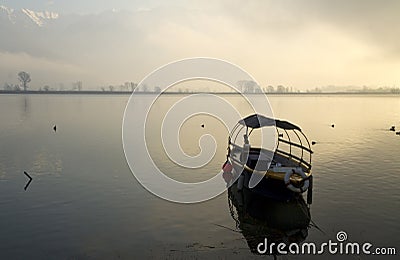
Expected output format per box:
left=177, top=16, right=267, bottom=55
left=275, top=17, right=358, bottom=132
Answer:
left=263, top=85, right=295, bottom=93
left=1, top=72, right=398, bottom=94
left=2, top=71, right=87, bottom=92
left=102, top=82, right=162, bottom=93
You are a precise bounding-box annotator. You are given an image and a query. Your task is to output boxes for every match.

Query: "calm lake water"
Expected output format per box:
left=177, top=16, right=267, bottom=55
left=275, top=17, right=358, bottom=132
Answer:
left=0, top=94, right=399, bottom=259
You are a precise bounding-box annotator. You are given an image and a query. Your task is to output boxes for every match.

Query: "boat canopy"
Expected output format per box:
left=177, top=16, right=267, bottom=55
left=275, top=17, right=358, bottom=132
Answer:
left=239, top=114, right=301, bottom=131
left=229, top=113, right=312, bottom=173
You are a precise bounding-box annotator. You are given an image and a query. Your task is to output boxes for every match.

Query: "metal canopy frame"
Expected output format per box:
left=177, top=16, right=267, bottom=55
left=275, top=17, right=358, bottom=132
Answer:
left=229, top=114, right=312, bottom=171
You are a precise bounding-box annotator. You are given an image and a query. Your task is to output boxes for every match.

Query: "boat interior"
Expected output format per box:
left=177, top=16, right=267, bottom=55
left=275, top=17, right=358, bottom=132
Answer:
left=228, top=114, right=313, bottom=184
left=230, top=145, right=308, bottom=183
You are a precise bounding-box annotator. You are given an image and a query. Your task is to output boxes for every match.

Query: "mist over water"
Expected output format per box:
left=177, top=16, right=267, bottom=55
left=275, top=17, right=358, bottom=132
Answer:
left=0, top=94, right=399, bottom=258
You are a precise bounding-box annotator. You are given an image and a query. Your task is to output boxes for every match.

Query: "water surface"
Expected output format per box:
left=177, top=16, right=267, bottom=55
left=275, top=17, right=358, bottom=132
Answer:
left=0, top=94, right=399, bottom=259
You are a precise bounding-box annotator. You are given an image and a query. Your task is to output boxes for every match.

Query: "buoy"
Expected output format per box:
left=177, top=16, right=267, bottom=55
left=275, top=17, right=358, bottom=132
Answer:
left=390, top=126, right=395, bottom=131
left=311, top=141, right=316, bottom=145
left=201, top=124, right=205, bottom=128
left=331, top=124, right=335, bottom=128
left=222, top=161, right=232, bottom=173
left=284, top=169, right=309, bottom=193
left=53, top=125, right=57, bottom=132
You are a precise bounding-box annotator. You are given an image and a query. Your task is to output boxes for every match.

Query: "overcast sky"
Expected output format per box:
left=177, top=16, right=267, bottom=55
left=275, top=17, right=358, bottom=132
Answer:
left=1, top=0, right=399, bottom=90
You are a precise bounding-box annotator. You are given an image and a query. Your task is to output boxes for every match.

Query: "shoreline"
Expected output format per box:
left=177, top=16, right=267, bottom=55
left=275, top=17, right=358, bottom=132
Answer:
left=0, top=90, right=399, bottom=95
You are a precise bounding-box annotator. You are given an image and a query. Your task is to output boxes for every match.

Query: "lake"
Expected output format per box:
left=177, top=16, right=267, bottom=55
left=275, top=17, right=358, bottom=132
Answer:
left=0, top=93, right=399, bottom=259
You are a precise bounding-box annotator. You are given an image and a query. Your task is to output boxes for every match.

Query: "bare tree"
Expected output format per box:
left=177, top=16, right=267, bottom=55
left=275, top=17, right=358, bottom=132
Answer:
left=77, top=81, right=82, bottom=91
left=237, top=80, right=258, bottom=93
left=154, top=86, right=161, bottom=93
left=267, top=85, right=275, bottom=93
left=13, top=84, right=21, bottom=91
left=72, top=81, right=82, bottom=91
left=18, top=71, right=31, bottom=91
left=3, top=83, right=12, bottom=90
left=276, top=85, right=286, bottom=93
left=124, top=82, right=131, bottom=91
left=130, top=82, right=137, bottom=91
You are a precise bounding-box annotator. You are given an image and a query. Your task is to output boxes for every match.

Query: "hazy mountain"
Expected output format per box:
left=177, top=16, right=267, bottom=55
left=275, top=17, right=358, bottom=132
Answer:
left=0, top=5, right=59, bottom=27
left=0, top=4, right=151, bottom=88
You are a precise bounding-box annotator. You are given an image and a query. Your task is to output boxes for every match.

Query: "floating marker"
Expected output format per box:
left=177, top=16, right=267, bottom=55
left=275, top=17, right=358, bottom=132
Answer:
left=331, top=124, right=335, bottom=128
left=53, top=125, right=57, bottom=132
left=390, top=126, right=395, bottom=131
left=23, top=171, right=33, bottom=191
left=311, top=141, right=317, bottom=145
left=201, top=124, right=205, bottom=128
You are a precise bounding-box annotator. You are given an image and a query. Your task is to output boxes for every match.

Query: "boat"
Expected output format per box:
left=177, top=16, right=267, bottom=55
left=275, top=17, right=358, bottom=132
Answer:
left=222, top=114, right=313, bottom=203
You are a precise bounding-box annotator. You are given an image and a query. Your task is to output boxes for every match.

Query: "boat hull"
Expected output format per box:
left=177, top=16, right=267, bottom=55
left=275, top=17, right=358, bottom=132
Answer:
left=242, top=169, right=300, bottom=201
left=229, top=158, right=310, bottom=202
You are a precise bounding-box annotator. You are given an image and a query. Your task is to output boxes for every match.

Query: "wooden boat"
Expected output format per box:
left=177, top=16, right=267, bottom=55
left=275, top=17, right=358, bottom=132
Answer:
left=223, top=114, right=313, bottom=203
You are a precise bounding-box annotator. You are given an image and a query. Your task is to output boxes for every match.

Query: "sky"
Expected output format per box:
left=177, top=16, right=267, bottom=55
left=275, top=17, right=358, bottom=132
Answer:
left=0, top=0, right=399, bottom=90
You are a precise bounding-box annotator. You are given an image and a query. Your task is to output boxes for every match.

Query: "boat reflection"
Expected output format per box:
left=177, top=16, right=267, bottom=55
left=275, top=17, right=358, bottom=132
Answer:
left=228, top=184, right=311, bottom=255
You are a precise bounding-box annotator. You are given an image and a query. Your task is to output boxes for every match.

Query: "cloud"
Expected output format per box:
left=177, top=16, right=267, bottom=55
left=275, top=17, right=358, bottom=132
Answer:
left=0, top=1, right=399, bottom=89
left=219, top=0, right=400, bottom=58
